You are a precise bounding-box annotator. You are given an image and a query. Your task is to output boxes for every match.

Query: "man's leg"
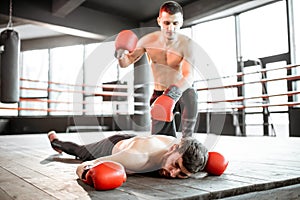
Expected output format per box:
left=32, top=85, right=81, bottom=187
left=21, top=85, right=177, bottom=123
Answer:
left=150, top=90, right=177, bottom=137
left=48, top=131, right=136, bottom=161
left=178, top=88, right=198, bottom=137
left=48, top=131, right=94, bottom=161
left=151, top=119, right=177, bottom=137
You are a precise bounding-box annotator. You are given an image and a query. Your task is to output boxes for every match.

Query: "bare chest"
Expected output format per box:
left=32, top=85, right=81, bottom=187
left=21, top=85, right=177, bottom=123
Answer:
left=146, top=48, right=183, bottom=69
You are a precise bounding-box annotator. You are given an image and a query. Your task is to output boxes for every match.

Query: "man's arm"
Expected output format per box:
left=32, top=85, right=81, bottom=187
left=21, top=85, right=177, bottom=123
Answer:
left=76, top=148, right=148, bottom=179
left=118, top=47, right=145, bottom=68
left=175, top=58, right=194, bottom=92
left=175, top=38, right=196, bottom=91
left=149, top=38, right=195, bottom=122
left=117, top=32, right=152, bottom=68
left=150, top=60, right=194, bottom=122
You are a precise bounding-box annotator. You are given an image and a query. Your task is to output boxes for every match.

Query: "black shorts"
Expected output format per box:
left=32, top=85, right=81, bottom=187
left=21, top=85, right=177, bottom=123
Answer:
left=85, top=134, right=137, bottom=158
left=51, top=134, right=136, bottom=161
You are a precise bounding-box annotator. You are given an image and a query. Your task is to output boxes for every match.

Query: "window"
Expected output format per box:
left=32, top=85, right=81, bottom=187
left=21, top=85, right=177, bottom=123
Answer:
left=192, top=16, right=237, bottom=111
left=293, top=0, right=300, bottom=63
left=84, top=42, right=134, bottom=115
left=240, top=1, right=288, bottom=59
left=192, top=16, right=237, bottom=77
left=292, top=0, right=300, bottom=103
left=179, top=27, right=192, bottom=37
left=20, top=49, right=49, bottom=115
left=266, top=61, right=288, bottom=112
left=50, top=45, right=84, bottom=115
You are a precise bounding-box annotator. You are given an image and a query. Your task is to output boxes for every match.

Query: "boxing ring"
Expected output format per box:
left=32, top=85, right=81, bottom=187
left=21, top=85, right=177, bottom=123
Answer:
left=0, top=63, right=300, bottom=199
left=0, top=131, right=300, bottom=199
left=0, top=63, right=300, bottom=198
left=1, top=63, right=300, bottom=136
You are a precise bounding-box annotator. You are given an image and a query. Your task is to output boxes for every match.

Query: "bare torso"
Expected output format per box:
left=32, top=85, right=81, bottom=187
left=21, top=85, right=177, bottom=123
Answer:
left=129, top=31, right=193, bottom=91
left=112, top=134, right=176, bottom=154
left=112, top=135, right=178, bottom=173
left=76, top=135, right=179, bottom=178
left=145, top=32, right=185, bottom=90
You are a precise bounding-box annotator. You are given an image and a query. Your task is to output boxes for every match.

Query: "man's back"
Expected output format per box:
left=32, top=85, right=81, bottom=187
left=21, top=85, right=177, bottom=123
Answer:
left=112, top=135, right=178, bottom=155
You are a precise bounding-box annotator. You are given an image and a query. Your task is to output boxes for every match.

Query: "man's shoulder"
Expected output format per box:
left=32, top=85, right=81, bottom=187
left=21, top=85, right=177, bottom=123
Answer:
left=132, top=134, right=176, bottom=143
left=178, top=33, right=193, bottom=44
left=140, top=31, right=160, bottom=42
left=134, top=134, right=175, bottom=140
left=150, top=135, right=178, bottom=143
left=144, top=31, right=160, bottom=37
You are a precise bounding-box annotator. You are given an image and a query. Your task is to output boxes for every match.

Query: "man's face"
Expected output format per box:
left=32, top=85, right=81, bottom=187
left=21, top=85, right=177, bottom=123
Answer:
left=159, top=145, right=192, bottom=179
left=157, top=11, right=183, bottom=41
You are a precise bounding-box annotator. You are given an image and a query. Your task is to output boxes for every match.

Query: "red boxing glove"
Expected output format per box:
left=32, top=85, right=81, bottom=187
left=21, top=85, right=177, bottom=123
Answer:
left=115, top=30, right=138, bottom=59
left=82, top=161, right=126, bottom=190
left=151, top=85, right=182, bottom=122
left=204, top=152, right=229, bottom=176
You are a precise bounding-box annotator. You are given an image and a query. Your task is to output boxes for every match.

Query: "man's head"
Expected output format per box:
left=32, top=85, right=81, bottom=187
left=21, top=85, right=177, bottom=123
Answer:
left=159, top=1, right=183, bottom=17
left=157, top=1, right=184, bottom=40
left=159, top=137, right=208, bottom=178
left=178, top=137, right=208, bottom=173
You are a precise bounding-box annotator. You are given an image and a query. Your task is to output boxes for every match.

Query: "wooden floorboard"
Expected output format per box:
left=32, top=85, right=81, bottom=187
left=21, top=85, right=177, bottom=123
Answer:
left=222, top=183, right=300, bottom=200
left=0, top=132, right=300, bottom=199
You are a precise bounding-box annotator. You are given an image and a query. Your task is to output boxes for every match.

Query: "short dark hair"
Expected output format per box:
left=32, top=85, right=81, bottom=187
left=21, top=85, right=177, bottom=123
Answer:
left=177, top=137, right=208, bottom=173
left=159, top=1, right=183, bottom=16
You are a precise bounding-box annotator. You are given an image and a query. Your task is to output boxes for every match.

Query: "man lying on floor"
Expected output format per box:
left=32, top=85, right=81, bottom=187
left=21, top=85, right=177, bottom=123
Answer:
left=48, top=131, right=208, bottom=180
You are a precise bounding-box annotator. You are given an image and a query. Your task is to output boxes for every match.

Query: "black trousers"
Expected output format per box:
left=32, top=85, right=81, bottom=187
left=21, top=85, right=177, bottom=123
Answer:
left=51, top=134, right=136, bottom=161
left=150, top=88, right=198, bottom=137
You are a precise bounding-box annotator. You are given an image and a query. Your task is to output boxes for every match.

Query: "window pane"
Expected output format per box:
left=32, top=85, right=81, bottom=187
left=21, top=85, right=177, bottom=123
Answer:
left=292, top=0, right=300, bottom=104
left=84, top=43, right=103, bottom=115
left=179, top=27, right=192, bottom=37
left=192, top=16, right=237, bottom=111
left=50, top=45, right=84, bottom=115
left=269, top=113, right=289, bottom=138
left=192, top=16, right=237, bottom=77
left=294, top=0, right=300, bottom=63
left=0, top=103, right=18, bottom=116
left=245, top=114, right=263, bottom=136
left=266, top=61, right=288, bottom=112
left=243, top=65, right=263, bottom=113
left=20, top=49, right=49, bottom=115
left=240, top=1, right=288, bottom=59
left=84, top=42, right=134, bottom=115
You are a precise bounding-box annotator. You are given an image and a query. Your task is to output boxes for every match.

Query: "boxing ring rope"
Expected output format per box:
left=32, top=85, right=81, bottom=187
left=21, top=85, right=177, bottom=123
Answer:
left=196, top=74, right=300, bottom=92
left=195, top=64, right=300, bottom=105
left=0, top=77, right=131, bottom=114
left=194, top=64, right=299, bottom=83
left=0, top=64, right=299, bottom=119
left=20, top=78, right=128, bottom=89
left=202, top=90, right=300, bottom=104
left=19, top=86, right=129, bottom=97
left=193, top=63, right=300, bottom=136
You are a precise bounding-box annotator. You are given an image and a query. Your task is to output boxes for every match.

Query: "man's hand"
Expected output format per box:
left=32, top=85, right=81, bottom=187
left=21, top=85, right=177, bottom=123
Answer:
left=151, top=85, right=182, bottom=122
left=115, top=30, right=138, bottom=59
left=204, top=152, right=229, bottom=176
left=76, top=161, right=94, bottom=179
left=82, top=161, right=126, bottom=190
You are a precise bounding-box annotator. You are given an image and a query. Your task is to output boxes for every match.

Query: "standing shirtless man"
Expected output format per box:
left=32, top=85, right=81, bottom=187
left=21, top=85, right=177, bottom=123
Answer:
left=116, top=1, right=198, bottom=138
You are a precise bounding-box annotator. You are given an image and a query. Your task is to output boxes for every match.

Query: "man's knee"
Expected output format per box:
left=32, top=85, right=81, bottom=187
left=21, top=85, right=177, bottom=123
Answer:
left=151, top=119, right=177, bottom=137
left=182, top=88, right=197, bottom=102
left=180, top=88, right=198, bottom=117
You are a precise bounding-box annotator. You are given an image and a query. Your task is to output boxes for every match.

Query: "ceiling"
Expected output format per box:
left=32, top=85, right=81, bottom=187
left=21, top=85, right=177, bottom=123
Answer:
left=80, top=0, right=196, bottom=22
left=0, top=0, right=278, bottom=47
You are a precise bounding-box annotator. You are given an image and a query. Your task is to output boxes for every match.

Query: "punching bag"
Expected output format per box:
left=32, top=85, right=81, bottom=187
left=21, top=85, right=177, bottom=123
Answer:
left=0, top=29, right=20, bottom=103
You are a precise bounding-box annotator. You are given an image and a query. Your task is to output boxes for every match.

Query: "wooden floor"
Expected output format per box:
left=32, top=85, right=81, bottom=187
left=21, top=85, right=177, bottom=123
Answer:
left=0, top=131, right=300, bottom=200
